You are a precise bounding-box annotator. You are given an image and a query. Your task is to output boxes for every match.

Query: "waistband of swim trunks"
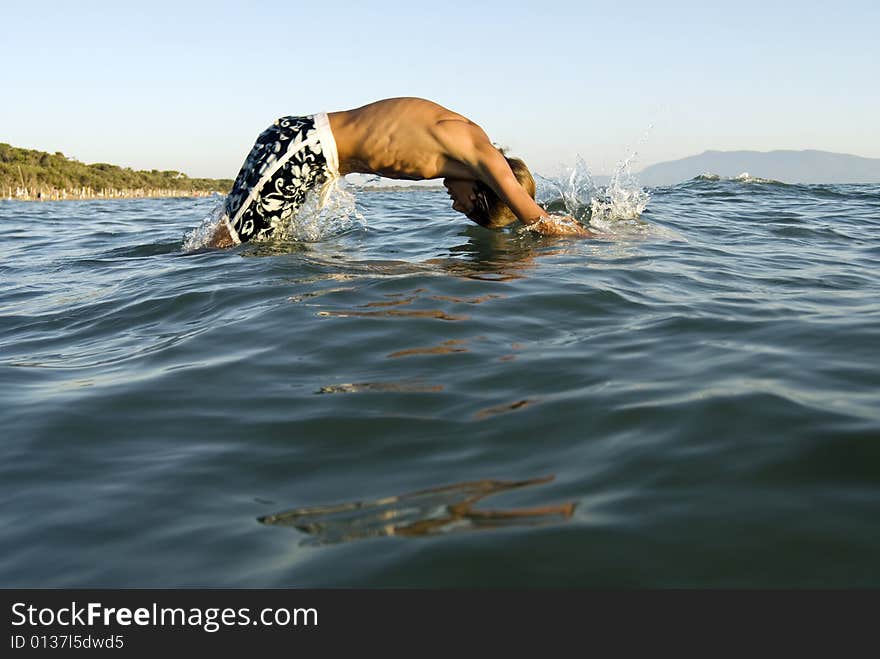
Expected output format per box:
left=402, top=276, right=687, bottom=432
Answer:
left=311, top=112, right=339, bottom=177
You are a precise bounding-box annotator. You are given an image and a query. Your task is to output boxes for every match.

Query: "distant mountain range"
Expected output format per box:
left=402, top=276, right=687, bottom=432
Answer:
left=635, top=150, right=880, bottom=186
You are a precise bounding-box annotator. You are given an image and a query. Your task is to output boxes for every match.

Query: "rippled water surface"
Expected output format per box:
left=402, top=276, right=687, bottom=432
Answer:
left=2, top=180, right=878, bottom=587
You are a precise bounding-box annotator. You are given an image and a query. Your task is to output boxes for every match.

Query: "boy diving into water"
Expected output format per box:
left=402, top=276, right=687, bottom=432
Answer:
left=207, top=97, right=591, bottom=248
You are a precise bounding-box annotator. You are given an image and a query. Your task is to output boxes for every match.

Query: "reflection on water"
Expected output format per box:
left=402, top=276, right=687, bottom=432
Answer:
left=259, top=476, right=575, bottom=546
left=317, top=309, right=468, bottom=321
left=387, top=339, right=469, bottom=359
left=474, top=398, right=538, bottom=420
left=317, top=381, right=444, bottom=394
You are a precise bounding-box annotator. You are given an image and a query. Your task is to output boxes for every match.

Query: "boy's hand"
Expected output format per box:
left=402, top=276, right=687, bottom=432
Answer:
left=521, top=215, right=594, bottom=237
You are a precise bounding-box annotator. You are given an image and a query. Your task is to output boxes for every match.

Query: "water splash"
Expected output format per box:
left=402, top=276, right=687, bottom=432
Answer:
left=535, top=151, right=651, bottom=236
left=589, top=154, right=651, bottom=233
left=535, top=154, right=597, bottom=221
left=182, top=202, right=226, bottom=251
left=182, top=177, right=365, bottom=250
left=275, top=177, right=365, bottom=242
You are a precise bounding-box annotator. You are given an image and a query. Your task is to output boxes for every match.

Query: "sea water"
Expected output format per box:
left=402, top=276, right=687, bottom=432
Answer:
left=1, top=167, right=878, bottom=586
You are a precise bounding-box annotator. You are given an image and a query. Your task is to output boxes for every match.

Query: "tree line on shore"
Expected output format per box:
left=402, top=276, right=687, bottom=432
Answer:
left=0, top=143, right=233, bottom=199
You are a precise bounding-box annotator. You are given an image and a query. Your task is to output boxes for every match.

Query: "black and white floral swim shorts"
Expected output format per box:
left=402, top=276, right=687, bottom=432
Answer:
left=221, top=113, right=339, bottom=243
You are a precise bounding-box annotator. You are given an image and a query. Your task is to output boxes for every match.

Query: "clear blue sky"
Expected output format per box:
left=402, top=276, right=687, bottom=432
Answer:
left=3, top=0, right=878, bottom=178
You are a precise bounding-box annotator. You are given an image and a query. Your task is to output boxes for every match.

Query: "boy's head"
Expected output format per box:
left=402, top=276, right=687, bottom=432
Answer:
left=443, top=155, right=536, bottom=229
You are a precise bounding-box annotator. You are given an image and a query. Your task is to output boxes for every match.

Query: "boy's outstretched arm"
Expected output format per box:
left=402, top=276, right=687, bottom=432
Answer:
left=456, top=127, right=593, bottom=237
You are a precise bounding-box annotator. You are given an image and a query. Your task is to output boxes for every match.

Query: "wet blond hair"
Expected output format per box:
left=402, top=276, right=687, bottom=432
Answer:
left=472, top=155, right=536, bottom=229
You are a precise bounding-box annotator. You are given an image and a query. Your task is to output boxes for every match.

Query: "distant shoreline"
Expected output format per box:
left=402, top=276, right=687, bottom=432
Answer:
left=2, top=187, right=225, bottom=202
left=2, top=185, right=447, bottom=202
left=355, top=184, right=444, bottom=192
left=1, top=142, right=233, bottom=202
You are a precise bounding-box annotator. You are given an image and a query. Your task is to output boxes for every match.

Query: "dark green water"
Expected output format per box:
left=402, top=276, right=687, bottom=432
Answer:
left=1, top=180, right=878, bottom=586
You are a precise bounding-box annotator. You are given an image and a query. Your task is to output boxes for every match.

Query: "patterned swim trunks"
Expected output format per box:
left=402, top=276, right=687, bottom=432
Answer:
left=222, top=113, right=339, bottom=243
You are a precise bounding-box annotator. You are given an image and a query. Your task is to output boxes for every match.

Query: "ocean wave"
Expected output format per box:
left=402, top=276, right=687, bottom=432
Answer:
left=665, top=177, right=880, bottom=205
left=688, top=172, right=788, bottom=186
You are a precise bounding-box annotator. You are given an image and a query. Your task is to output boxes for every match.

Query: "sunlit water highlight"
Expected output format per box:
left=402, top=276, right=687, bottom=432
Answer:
left=1, top=173, right=878, bottom=586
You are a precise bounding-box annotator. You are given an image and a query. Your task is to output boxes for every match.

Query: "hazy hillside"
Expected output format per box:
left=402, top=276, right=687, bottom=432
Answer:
left=637, top=150, right=880, bottom=186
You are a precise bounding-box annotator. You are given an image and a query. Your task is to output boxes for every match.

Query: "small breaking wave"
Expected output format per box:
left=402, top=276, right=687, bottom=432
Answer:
left=732, top=172, right=782, bottom=184
left=691, top=172, right=787, bottom=185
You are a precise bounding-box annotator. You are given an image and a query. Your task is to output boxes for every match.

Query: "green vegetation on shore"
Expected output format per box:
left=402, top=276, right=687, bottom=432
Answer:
left=1, top=143, right=233, bottom=200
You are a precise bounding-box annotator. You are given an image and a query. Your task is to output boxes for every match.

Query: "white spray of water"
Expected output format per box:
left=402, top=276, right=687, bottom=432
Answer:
left=588, top=151, right=651, bottom=231
left=535, top=154, right=597, bottom=221
left=534, top=126, right=658, bottom=237
left=182, top=202, right=227, bottom=251
left=535, top=153, right=650, bottom=235
left=182, top=177, right=365, bottom=251
left=275, top=178, right=365, bottom=242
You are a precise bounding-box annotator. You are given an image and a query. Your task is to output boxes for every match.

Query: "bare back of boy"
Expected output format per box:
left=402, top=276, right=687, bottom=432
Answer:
left=330, top=97, right=568, bottom=228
